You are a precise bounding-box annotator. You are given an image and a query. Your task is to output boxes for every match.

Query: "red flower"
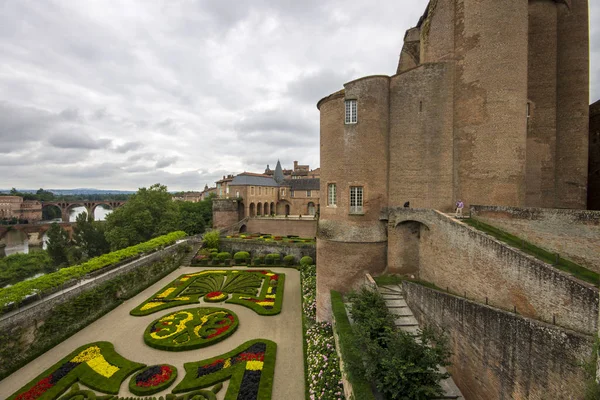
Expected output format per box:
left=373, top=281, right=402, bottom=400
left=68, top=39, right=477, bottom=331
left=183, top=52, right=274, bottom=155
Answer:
left=16, top=376, right=53, bottom=400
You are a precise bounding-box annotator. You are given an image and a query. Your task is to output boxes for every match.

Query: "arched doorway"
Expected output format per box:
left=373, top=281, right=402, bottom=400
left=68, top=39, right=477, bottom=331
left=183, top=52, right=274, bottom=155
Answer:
left=239, top=224, right=247, bottom=233
left=388, top=220, right=430, bottom=276
left=307, top=202, right=316, bottom=216
left=238, top=202, right=245, bottom=220
left=270, top=202, right=275, bottom=216
left=276, top=201, right=291, bottom=216
left=285, top=204, right=290, bottom=216
left=257, top=202, right=262, bottom=216
left=249, top=203, right=256, bottom=217
left=264, top=203, right=269, bottom=216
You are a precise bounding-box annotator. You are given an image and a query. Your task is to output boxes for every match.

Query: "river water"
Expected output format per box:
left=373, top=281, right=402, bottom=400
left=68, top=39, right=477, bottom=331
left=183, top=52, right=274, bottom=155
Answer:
left=0, top=206, right=112, bottom=257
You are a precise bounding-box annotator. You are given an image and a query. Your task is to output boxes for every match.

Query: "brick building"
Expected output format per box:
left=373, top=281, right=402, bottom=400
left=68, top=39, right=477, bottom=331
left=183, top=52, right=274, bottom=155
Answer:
left=316, top=0, right=590, bottom=319
left=0, top=196, right=42, bottom=222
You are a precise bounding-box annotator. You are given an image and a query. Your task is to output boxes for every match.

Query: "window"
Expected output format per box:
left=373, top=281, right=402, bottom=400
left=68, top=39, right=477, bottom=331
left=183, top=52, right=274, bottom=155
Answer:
left=350, top=186, right=363, bottom=214
left=345, top=99, right=357, bottom=124
left=226, top=186, right=229, bottom=194
left=259, top=187, right=262, bottom=195
left=251, top=186, right=255, bottom=195
left=328, top=184, right=337, bottom=206
left=291, top=190, right=295, bottom=198
left=281, top=189, right=286, bottom=197
left=307, top=190, right=311, bottom=197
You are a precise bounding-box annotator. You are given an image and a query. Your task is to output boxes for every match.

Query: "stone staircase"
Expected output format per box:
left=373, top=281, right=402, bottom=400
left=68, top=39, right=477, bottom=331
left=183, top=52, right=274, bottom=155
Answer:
left=378, top=283, right=465, bottom=400
left=180, top=241, right=202, bottom=267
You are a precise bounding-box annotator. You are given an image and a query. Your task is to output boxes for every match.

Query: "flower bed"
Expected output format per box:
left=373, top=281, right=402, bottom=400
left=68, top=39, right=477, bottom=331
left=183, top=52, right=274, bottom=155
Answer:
left=225, top=232, right=315, bottom=244
left=8, top=342, right=144, bottom=400
left=130, top=270, right=285, bottom=316
left=144, top=307, right=239, bottom=351
left=128, top=364, right=177, bottom=395
left=301, top=264, right=345, bottom=400
left=173, top=339, right=277, bottom=400
left=0, top=231, right=187, bottom=312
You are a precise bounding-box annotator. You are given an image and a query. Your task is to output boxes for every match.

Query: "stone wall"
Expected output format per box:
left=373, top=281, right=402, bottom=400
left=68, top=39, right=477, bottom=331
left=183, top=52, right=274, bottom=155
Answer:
left=0, top=243, right=187, bottom=379
left=589, top=99, right=600, bottom=210
left=218, top=238, right=315, bottom=261
left=386, top=208, right=598, bottom=335
left=245, top=218, right=317, bottom=238
left=213, top=198, right=241, bottom=230
left=470, top=205, right=600, bottom=273
left=402, top=281, right=593, bottom=400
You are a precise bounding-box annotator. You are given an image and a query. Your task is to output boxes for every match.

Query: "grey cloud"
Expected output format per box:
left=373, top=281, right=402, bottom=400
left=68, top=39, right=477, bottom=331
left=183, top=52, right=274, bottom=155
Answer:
left=48, top=133, right=112, bottom=150
left=287, top=69, right=357, bottom=103
left=115, top=141, right=143, bottom=153
left=156, top=156, right=178, bottom=169
left=234, top=109, right=317, bottom=135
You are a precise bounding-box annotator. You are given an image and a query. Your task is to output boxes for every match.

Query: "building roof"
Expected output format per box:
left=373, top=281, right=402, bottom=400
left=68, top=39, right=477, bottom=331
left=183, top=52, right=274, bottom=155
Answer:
left=230, top=174, right=280, bottom=187
left=274, top=160, right=285, bottom=184
left=289, top=178, right=320, bottom=191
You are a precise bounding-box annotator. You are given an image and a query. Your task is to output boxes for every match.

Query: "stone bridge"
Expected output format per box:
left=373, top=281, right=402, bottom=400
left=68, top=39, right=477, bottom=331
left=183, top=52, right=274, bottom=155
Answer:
left=0, top=222, right=75, bottom=245
left=42, top=201, right=126, bottom=222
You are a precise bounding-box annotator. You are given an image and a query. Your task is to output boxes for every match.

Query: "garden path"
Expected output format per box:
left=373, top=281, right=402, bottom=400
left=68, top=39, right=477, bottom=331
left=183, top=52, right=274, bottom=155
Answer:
left=0, top=266, right=304, bottom=399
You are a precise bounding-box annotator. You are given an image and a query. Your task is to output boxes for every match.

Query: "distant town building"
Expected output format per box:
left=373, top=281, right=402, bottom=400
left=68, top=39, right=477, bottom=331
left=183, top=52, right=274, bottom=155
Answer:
left=0, top=196, right=42, bottom=222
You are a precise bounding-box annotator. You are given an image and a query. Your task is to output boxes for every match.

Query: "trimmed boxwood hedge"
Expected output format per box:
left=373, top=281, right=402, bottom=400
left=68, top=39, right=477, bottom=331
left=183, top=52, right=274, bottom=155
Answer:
left=283, top=255, right=295, bottom=266
left=300, top=256, right=313, bottom=267
left=143, top=307, right=239, bottom=351
left=8, top=341, right=145, bottom=400
left=0, top=231, right=187, bottom=312
left=128, top=364, right=178, bottom=395
left=173, top=339, right=277, bottom=400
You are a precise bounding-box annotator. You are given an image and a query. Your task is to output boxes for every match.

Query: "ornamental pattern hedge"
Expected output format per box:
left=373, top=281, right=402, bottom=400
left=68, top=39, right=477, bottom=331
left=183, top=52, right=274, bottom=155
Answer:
left=173, top=339, right=277, bottom=400
left=128, top=364, right=177, bottom=395
left=58, top=382, right=223, bottom=399
left=144, top=307, right=239, bottom=351
left=0, top=231, right=187, bottom=312
left=8, top=342, right=145, bottom=400
left=131, top=270, right=285, bottom=316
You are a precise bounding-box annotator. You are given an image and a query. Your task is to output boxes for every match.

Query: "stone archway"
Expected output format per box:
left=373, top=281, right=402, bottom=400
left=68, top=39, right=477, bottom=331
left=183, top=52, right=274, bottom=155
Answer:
left=387, top=220, right=430, bottom=276
left=238, top=201, right=245, bottom=220
left=239, top=224, right=247, bottom=233
left=276, top=201, right=291, bottom=216
left=249, top=203, right=256, bottom=217
left=307, top=202, right=316, bottom=216
left=270, top=202, right=275, bottom=216
left=264, top=203, right=269, bottom=216
left=257, top=202, right=262, bottom=216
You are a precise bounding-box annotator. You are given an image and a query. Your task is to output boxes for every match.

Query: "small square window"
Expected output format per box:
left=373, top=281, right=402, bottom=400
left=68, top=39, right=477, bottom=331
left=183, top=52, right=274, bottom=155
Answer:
left=307, top=190, right=311, bottom=197
left=251, top=187, right=255, bottom=195
left=350, top=186, right=363, bottom=214
left=345, top=100, right=357, bottom=124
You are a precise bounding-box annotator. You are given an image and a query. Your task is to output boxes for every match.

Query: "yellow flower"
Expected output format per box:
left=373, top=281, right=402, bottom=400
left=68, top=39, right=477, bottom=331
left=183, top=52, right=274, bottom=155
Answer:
left=174, top=296, right=190, bottom=301
left=224, top=358, right=232, bottom=369
left=256, top=301, right=274, bottom=306
left=246, top=361, right=264, bottom=371
left=266, top=294, right=276, bottom=299
left=71, top=346, right=101, bottom=363
left=180, top=277, right=190, bottom=282
left=87, top=355, right=119, bottom=378
left=141, top=302, right=163, bottom=311
left=157, top=287, right=176, bottom=298
left=267, top=287, right=273, bottom=294
left=151, top=311, right=193, bottom=340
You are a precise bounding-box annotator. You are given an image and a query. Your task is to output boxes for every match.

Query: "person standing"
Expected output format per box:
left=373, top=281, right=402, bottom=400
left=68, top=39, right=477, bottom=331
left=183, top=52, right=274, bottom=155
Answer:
left=455, top=200, right=464, bottom=218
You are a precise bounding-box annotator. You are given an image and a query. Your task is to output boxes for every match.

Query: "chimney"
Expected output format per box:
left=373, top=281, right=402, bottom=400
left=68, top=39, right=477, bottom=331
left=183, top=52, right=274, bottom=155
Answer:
left=294, top=161, right=298, bottom=170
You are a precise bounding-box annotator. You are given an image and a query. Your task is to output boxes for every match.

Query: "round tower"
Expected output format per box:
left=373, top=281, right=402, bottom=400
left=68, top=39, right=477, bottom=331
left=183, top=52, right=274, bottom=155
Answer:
left=316, top=75, right=390, bottom=321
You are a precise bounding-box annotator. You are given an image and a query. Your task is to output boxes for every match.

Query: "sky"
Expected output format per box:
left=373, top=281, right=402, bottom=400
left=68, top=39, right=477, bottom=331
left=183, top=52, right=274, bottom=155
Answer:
left=1, top=1, right=599, bottom=192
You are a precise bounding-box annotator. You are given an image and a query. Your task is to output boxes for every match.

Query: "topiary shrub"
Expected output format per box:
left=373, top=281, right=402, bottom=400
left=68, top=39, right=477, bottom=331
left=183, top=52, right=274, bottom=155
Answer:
left=203, top=230, right=220, bottom=250
left=234, top=251, right=250, bottom=264
left=216, top=252, right=231, bottom=261
left=265, top=253, right=280, bottom=265
left=252, top=257, right=262, bottom=266
left=300, top=256, right=313, bottom=267
left=283, top=255, right=295, bottom=266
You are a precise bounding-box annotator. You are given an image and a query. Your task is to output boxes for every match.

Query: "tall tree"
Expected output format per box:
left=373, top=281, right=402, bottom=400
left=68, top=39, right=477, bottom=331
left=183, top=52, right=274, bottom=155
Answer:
left=104, top=183, right=181, bottom=250
left=46, top=223, right=70, bottom=267
left=177, top=201, right=207, bottom=235
left=72, top=212, right=110, bottom=259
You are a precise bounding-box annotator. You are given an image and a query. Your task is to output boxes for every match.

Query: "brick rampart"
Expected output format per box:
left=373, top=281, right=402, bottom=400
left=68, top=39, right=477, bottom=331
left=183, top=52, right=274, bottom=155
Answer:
left=470, top=205, right=600, bottom=273
left=245, top=218, right=317, bottom=238
left=219, top=238, right=315, bottom=261
left=402, top=282, right=592, bottom=400
left=386, top=208, right=598, bottom=334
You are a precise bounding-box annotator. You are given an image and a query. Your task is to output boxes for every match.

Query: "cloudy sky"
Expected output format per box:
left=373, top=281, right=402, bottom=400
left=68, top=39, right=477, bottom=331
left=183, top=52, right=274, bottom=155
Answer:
left=1, top=1, right=599, bottom=191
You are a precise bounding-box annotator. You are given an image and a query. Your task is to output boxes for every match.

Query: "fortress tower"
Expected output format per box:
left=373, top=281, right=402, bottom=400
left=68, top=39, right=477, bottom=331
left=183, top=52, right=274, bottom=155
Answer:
left=316, top=0, right=590, bottom=320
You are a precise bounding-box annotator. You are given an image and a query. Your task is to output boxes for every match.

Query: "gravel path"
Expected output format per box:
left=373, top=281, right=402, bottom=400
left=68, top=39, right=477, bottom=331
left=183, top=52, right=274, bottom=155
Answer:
left=0, top=266, right=304, bottom=399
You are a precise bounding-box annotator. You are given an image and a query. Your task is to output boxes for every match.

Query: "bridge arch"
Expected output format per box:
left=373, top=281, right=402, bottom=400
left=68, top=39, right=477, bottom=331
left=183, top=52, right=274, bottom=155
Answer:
left=387, top=219, right=431, bottom=276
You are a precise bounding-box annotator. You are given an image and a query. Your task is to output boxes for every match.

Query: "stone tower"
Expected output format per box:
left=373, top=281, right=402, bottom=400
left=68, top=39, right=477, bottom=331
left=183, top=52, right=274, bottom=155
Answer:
left=316, top=0, right=590, bottom=320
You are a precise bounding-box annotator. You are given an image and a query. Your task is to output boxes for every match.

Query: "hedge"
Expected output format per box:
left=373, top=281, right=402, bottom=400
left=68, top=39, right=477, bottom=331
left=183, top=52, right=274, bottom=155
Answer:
left=129, top=364, right=178, bottom=395
left=0, top=231, right=187, bottom=311
left=300, top=256, right=313, bottom=267
left=283, top=255, right=295, bottom=266
left=173, top=339, right=277, bottom=400
left=7, top=341, right=145, bottom=400
left=330, top=290, right=376, bottom=399
left=234, top=251, right=250, bottom=263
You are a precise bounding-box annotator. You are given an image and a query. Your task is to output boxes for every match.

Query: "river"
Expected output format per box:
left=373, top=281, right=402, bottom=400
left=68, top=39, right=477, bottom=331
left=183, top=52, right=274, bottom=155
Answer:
left=0, top=206, right=112, bottom=257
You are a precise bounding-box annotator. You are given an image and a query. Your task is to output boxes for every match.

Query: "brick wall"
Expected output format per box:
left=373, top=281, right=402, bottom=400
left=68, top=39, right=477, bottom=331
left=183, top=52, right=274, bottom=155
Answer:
left=213, top=198, right=241, bottom=230
left=218, top=238, right=315, bottom=261
left=386, top=208, right=598, bottom=334
left=470, top=205, right=600, bottom=274
left=402, top=282, right=592, bottom=400
left=245, top=218, right=316, bottom=237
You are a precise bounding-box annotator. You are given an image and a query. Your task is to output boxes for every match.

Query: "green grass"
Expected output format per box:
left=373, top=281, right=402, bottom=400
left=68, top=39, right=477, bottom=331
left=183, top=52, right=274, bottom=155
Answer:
left=463, top=218, right=599, bottom=286
left=330, top=290, right=376, bottom=400
left=372, top=275, right=404, bottom=286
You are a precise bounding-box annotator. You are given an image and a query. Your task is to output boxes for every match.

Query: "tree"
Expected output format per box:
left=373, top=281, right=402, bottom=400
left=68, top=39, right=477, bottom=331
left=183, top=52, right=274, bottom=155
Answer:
left=104, top=184, right=181, bottom=250
left=72, top=212, right=110, bottom=259
left=177, top=201, right=207, bottom=235
left=46, top=223, right=71, bottom=267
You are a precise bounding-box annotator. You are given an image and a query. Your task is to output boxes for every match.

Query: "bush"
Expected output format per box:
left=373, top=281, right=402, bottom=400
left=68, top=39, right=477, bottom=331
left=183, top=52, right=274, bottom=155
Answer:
left=0, top=231, right=187, bottom=312
left=203, top=230, right=220, bottom=250
left=252, top=257, right=263, bottom=266
left=283, top=255, right=295, bottom=266
left=216, top=252, right=231, bottom=261
left=300, top=256, right=313, bottom=267
left=347, top=287, right=451, bottom=400
left=233, top=252, right=250, bottom=263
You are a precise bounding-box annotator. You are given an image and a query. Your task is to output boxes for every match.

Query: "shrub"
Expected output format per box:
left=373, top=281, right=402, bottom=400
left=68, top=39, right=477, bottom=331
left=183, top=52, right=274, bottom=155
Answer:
left=216, top=252, right=231, bottom=261
left=300, top=256, right=313, bottom=267
left=234, top=251, right=250, bottom=263
left=203, top=230, right=220, bottom=250
left=283, top=255, right=295, bottom=266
